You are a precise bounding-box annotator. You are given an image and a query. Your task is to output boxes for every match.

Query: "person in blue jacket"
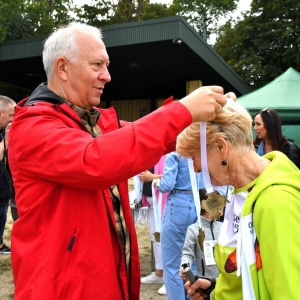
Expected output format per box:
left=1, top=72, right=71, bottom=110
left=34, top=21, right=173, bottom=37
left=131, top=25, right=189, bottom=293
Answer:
left=153, top=151, right=203, bottom=300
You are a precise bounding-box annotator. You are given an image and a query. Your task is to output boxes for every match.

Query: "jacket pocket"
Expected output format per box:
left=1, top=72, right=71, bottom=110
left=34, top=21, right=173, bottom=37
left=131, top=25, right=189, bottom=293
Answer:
left=60, top=227, right=81, bottom=299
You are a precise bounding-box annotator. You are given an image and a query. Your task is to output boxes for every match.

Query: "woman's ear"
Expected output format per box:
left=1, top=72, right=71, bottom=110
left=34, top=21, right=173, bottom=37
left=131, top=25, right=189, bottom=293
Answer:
left=216, top=137, right=228, bottom=158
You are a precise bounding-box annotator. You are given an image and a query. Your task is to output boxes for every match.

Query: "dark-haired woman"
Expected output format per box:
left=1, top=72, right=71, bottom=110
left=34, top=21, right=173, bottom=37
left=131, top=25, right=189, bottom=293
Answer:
left=253, top=108, right=300, bottom=168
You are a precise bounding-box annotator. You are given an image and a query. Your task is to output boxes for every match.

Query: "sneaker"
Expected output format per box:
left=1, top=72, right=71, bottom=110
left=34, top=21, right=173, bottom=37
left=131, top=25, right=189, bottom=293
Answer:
left=0, top=243, right=11, bottom=254
left=141, top=272, right=164, bottom=284
left=157, top=284, right=167, bottom=295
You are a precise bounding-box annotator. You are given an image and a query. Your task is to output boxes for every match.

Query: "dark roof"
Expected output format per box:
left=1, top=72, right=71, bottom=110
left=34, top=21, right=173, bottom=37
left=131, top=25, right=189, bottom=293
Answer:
left=0, top=16, right=251, bottom=101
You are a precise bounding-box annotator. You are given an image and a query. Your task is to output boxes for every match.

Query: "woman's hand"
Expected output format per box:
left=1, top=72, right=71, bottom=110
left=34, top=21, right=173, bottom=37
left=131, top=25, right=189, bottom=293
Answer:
left=184, top=277, right=212, bottom=300
left=138, top=170, right=161, bottom=182
left=152, top=178, right=160, bottom=187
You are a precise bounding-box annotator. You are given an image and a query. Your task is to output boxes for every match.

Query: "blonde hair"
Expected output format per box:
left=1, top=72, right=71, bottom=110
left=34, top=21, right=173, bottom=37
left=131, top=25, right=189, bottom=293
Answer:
left=176, top=101, right=253, bottom=157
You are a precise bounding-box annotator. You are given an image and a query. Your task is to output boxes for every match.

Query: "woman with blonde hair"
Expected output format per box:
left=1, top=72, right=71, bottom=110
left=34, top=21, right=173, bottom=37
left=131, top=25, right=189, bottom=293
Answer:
left=176, top=100, right=300, bottom=300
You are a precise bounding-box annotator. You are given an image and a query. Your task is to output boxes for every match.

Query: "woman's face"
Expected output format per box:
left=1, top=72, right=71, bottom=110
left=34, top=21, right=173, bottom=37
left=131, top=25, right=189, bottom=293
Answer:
left=192, top=145, right=227, bottom=186
left=253, top=113, right=267, bottom=139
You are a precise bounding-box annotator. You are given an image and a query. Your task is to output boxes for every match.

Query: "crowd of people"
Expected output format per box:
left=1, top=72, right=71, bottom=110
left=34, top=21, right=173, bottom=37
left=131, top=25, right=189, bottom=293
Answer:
left=0, top=21, right=300, bottom=300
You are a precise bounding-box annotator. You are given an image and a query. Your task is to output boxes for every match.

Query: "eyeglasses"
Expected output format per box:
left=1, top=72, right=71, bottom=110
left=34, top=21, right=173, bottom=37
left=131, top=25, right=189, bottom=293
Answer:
left=261, top=108, right=273, bottom=118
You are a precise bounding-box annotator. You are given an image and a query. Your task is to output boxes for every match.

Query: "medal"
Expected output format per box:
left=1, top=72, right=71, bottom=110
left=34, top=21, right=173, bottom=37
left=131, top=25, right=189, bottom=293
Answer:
left=198, top=227, right=205, bottom=250
left=201, top=191, right=228, bottom=220
left=154, top=232, right=160, bottom=242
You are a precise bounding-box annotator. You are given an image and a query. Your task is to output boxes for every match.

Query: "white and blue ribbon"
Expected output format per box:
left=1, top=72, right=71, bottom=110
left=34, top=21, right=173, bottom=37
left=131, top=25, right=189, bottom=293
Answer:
left=151, top=182, right=163, bottom=232
left=200, top=122, right=214, bottom=194
left=188, top=159, right=202, bottom=229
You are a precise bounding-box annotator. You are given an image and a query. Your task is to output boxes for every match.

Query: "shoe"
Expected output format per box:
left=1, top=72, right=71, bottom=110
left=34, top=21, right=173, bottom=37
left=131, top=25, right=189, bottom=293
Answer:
left=157, top=284, right=167, bottom=295
left=0, top=243, right=11, bottom=254
left=141, top=272, right=164, bottom=284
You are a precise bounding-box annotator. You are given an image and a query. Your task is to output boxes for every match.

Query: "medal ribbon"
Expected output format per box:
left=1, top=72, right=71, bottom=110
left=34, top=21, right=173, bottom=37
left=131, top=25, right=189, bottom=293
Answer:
left=188, top=158, right=202, bottom=229
left=151, top=182, right=162, bottom=233
left=200, top=122, right=214, bottom=194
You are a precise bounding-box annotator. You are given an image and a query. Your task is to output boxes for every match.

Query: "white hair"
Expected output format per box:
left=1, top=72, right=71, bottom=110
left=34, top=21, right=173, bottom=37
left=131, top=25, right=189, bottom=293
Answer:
left=42, top=22, right=103, bottom=80
left=0, top=95, right=16, bottom=112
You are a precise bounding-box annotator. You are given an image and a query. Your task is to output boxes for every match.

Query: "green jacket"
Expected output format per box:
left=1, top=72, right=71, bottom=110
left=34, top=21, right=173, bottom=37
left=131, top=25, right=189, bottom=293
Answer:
left=213, top=151, right=300, bottom=300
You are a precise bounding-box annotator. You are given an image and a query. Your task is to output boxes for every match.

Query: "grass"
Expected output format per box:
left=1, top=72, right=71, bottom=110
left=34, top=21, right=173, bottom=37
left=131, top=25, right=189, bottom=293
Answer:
left=0, top=259, right=11, bottom=271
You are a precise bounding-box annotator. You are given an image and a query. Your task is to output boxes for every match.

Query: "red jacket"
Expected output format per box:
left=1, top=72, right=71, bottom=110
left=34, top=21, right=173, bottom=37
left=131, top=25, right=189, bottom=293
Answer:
left=9, top=83, right=192, bottom=299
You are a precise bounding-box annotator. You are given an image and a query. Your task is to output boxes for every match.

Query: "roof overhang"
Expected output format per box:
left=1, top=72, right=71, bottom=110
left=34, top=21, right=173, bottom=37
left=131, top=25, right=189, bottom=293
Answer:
left=0, top=16, right=251, bottom=101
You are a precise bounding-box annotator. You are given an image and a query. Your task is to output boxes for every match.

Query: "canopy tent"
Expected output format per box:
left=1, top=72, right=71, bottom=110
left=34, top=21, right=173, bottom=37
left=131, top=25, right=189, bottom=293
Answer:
left=238, top=67, right=300, bottom=145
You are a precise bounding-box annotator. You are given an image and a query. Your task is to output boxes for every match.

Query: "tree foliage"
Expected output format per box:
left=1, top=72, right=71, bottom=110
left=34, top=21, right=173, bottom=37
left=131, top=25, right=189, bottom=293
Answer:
left=214, top=0, right=300, bottom=89
left=142, top=3, right=173, bottom=20
left=1, top=0, right=238, bottom=42
left=0, top=0, right=75, bottom=42
left=73, top=0, right=113, bottom=27
left=0, top=0, right=26, bottom=41
left=74, top=0, right=174, bottom=26
left=169, top=0, right=238, bottom=38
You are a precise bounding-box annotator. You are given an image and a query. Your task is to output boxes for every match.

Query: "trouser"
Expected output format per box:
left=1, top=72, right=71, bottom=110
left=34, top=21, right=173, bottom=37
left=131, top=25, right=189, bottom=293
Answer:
left=161, top=193, right=197, bottom=300
left=11, top=207, right=18, bottom=222
left=0, top=205, right=8, bottom=244
left=146, top=196, right=163, bottom=270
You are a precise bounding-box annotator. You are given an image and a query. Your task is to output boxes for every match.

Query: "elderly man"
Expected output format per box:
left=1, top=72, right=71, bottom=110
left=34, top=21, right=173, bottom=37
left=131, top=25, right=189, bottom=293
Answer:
left=9, top=22, right=231, bottom=300
left=0, top=95, right=15, bottom=254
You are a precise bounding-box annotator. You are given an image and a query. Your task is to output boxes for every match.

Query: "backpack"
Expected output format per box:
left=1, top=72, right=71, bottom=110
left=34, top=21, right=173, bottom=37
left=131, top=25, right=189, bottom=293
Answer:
left=284, top=141, right=300, bottom=169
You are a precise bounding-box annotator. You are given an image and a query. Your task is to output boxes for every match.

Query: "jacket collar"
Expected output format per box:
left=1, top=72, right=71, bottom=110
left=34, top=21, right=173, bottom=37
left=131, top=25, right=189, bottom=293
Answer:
left=24, top=83, right=64, bottom=106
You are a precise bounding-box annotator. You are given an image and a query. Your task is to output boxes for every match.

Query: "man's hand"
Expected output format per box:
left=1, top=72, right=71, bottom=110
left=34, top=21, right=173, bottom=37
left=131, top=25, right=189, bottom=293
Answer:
left=225, top=91, right=237, bottom=101
left=0, top=140, right=4, bottom=161
left=179, top=86, right=228, bottom=122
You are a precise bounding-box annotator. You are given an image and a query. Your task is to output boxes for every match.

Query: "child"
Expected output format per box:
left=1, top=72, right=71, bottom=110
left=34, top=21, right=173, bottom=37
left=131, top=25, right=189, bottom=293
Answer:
left=180, top=189, right=224, bottom=299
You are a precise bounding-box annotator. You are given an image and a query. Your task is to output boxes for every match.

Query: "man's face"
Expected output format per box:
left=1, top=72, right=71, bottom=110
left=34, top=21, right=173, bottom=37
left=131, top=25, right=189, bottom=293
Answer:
left=0, top=103, right=14, bottom=130
left=64, top=32, right=111, bottom=110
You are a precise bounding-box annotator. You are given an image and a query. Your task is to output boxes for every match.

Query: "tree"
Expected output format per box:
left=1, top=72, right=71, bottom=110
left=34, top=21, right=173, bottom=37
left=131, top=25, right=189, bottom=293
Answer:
left=214, top=0, right=300, bottom=89
left=112, top=0, right=155, bottom=24
left=23, top=0, right=75, bottom=36
left=75, top=0, right=175, bottom=26
left=142, top=2, right=174, bottom=20
left=0, top=0, right=26, bottom=42
left=72, top=0, right=113, bottom=27
left=0, top=0, right=76, bottom=42
left=169, top=0, right=238, bottom=38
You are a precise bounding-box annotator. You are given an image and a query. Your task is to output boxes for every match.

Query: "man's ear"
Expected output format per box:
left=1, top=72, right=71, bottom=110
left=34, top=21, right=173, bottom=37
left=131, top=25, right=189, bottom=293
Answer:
left=56, top=57, right=68, bottom=81
left=216, top=137, right=228, bottom=158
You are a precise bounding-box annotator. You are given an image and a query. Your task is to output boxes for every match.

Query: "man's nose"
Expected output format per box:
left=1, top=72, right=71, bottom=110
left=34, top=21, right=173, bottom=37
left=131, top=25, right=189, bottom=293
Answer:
left=100, top=67, right=111, bottom=83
